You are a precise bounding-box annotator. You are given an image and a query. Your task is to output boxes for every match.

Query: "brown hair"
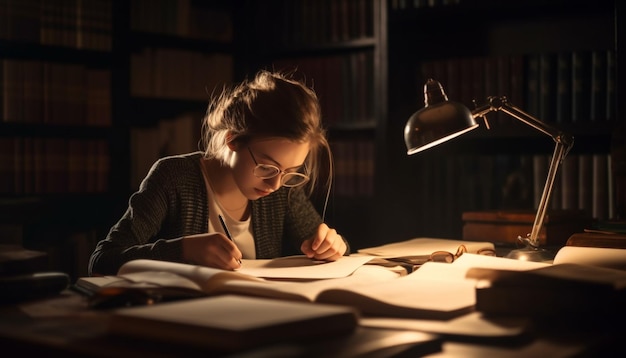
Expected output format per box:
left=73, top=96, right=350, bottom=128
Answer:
left=201, top=70, right=333, bottom=198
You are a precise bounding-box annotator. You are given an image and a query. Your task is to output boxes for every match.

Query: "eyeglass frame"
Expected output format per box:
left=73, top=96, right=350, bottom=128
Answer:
left=384, top=245, right=497, bottom=273
left=247, top=147, right=310, bottom=187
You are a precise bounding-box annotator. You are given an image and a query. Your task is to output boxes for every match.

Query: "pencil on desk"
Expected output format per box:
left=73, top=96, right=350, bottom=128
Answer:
left=219, top=214, right=242, bottom=265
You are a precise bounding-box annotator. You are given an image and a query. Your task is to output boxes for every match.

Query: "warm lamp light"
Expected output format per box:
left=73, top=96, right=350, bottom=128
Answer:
left=405, top=79, right=574, bottom=261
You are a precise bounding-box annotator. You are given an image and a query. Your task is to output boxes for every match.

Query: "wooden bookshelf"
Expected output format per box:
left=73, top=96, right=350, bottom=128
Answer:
left=382, top=0, right=623, bottom=242
left=236, top=0, right=387, bottom=249
left=0, top=0, right=236, bottom=278
left=1, top=0, right=623, bottom=270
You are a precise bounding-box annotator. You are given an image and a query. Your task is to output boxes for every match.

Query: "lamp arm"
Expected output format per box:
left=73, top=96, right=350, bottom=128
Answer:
left=471, top=96, right=575, bottom=248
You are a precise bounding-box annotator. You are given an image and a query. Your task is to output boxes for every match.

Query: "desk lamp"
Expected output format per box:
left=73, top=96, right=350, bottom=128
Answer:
left=404, top=79, right=574, bottom=261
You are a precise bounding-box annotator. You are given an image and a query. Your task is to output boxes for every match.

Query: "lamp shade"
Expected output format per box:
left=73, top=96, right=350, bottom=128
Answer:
left=404, top=79, right=479, bottom=155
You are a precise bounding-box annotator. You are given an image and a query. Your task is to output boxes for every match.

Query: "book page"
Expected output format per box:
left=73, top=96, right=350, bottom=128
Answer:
left=553, top=246, right=626, bottom=270
left=218, top=264, right=400, bottom=302
left=356, top=238, right=495, bottom=258
left=238, top=255, right=373, bottom=279
left=115, top=259, right=396, bottom=302
left=118, top=259, right=263, bottom=293
left=316, top=269, right=476, bottom=319
left=313, top=254, right=550, bottom=319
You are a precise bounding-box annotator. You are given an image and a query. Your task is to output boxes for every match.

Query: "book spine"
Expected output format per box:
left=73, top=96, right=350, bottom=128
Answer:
left=560, top=154, right=579, bottom=210
left=592, top=154, right=609, bottom=220
left=590, top=50, right=607, bottom=121
left=577, top=154, right=593, bottom=216
left=525, top=54, right=541, bottom=118
left=571, top=51, right=591, bottom=123
left=538, top=53, right=556, bottom=123
left=555, top=52, right=572, bottom=123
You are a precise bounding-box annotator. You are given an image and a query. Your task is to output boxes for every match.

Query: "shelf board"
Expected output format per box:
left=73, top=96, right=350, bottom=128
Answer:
left=0, top=40, right=112, bottom=66
left=254, top=38, right=377, bottom=59
left=0, top=122, right=114, bottom=138
left=0, top=194, right=122, bottom=228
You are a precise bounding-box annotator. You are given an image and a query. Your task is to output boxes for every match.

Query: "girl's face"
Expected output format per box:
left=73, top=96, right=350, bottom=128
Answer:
left=231, top=138, right=310, bottom=200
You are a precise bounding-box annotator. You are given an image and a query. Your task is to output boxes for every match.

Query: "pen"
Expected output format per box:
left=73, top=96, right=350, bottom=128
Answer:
left=218, top=214, right=242, bottom=265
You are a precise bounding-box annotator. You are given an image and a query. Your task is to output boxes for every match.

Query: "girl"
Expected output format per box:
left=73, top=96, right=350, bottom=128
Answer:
left=88, top=70, right=349, bottom=276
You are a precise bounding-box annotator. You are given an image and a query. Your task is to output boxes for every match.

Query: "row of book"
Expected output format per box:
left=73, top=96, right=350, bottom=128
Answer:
left=412, top=151, right=614, bottom=225
left=130, top=48, right=233, bottom=101
left=330, top=138, right=375, bottom=197
left=130, top=113, right=200, bottom=190
left=273, top=51, right=375, bottom=126
left=130, top=0, right=233, bottom=42
left=0, top=137, right=110, bottom=195
left=0, top=0, right=112, bottom=51
left=1, top=59, right=111, bottom=126
left=253, top=0, right=374, bottom=47
left=543, top=153, right=613, bottom=222
left=419, top=50, right=616, bottom=124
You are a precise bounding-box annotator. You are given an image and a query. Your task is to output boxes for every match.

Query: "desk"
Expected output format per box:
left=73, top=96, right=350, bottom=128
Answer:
left=1, top=290, right=623, bottom=357
left=0, top=290, right=443, bottom=358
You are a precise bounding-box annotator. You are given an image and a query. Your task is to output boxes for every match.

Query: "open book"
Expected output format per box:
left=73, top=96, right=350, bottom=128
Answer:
left=78, top=258, right=472, bottom=319
left=77, top=248, right=555, bottom=320
left=80, top=258, right=454, bottom=318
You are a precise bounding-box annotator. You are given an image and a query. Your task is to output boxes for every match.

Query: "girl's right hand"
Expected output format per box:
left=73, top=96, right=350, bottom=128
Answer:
left=182, top=232, right=242, bottom=270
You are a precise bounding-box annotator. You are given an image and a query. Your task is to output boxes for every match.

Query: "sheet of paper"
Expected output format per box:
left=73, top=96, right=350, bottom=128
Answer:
left=409, top=254, right=550, bottom=281
left=356, top=238, right=495, bottom=258
left=238, top=255, right=373, bottom=279
left=553, top=246, right=626, bottom=270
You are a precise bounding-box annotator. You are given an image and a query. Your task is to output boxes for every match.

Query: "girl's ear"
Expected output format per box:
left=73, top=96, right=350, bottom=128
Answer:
left=225, top=132, right=239, bottom=151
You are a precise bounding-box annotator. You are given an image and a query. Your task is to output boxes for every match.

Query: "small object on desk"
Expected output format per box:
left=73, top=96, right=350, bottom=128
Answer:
left=0, top=244, right=49, bottom=275
left=0, top=271, right=69, bottom=303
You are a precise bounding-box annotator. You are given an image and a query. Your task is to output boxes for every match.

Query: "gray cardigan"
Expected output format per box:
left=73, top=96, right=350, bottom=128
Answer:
left=89, top=152, right=347, bottom=276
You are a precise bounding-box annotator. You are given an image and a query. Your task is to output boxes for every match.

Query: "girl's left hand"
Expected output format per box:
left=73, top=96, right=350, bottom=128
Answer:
left=300, top=223, right=347, bottom=261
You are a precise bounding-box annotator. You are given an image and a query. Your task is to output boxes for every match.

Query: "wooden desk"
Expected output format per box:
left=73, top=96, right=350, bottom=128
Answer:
left=1, top=290, right=623, bottom=357
left=0, top=291, right=443, bottom=357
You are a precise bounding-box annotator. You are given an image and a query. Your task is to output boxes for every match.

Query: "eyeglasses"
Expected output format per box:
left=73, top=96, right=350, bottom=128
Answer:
left=385, top=245, right=497, bottom=272
left=428, top=244, right=496, bottom=263
left=247, top=147, right=310, bottom=187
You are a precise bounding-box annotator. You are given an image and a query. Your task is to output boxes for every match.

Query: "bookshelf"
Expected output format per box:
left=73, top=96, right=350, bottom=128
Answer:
left=382, top=0, right=623, bottom=242
left=0, top=0, right=237, bottom=279
left=237, top=0, right=388, bottom=249
left=0, top=0, right=115, bottom=278
left=2, top=0, right=623, bottom=274
left=123, top=0, right=235, bottom=192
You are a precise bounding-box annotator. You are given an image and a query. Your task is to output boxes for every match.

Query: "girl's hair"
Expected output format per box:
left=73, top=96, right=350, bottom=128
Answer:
left=201, top=69, right=333, bottom=199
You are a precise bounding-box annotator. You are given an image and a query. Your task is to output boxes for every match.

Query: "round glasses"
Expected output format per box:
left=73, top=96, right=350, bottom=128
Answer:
left=383, top=244, right=497, bottom=273
left=248, top=147, right=310, bottom=187
left=429, top=244, right=496, bottom=263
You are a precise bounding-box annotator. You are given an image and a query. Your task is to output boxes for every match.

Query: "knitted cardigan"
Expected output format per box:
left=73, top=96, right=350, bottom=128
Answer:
left=88, top=152, right=348, bottom=276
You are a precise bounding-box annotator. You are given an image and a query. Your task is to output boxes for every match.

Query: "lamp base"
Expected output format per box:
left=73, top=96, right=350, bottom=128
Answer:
left=505, top=245, right=555, bottom=262
left=505, top=236, right=555, bottom=262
